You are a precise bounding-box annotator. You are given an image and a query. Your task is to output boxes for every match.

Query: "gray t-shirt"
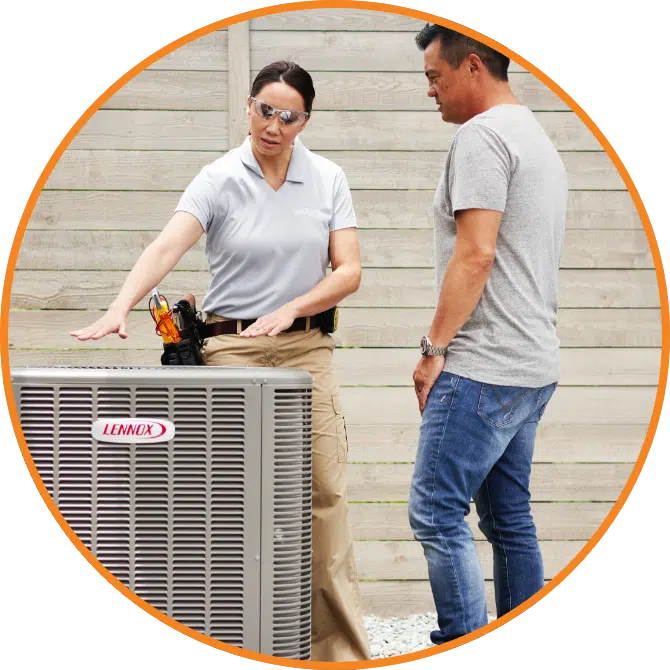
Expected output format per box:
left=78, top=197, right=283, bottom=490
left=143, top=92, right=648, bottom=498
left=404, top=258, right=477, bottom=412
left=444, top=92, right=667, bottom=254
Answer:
left=434, top=104, right=567, bottom=387
left=175, top=136, right=357, bottom=319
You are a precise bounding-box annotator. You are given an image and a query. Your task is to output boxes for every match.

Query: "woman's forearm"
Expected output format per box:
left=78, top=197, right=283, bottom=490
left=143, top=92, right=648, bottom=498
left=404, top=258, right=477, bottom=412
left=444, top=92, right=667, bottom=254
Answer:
left=108, top=238, right=184, bottom=314
left=70, top=212, right=204, bottom=341
left=289, top=264, right=361, bottom=318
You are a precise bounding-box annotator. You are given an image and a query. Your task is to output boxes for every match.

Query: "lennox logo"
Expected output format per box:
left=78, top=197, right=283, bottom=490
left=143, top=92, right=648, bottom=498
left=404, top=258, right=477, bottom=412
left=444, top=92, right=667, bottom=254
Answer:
left=91, top=418, right=175, bottom=444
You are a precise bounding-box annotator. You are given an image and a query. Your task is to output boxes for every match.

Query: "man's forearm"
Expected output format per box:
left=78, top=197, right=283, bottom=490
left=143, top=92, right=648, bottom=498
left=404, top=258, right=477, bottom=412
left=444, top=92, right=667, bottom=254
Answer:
left=428, top=253, right=493, bottom=347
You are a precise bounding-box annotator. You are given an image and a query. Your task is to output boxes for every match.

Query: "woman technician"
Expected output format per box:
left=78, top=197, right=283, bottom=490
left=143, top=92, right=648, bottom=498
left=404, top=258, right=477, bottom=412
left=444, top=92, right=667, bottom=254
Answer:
left=71, top=61, right=370, bottom=663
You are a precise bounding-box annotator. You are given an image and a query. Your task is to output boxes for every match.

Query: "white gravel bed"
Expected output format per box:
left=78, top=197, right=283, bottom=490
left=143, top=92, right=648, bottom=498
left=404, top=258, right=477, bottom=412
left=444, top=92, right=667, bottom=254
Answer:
left=365, top=612, right=497, bottom=658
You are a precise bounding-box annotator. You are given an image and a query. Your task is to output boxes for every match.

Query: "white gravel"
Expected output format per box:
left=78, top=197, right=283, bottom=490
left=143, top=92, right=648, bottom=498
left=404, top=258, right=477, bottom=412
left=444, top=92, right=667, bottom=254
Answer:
left=365, top=612, right=497, bottom=658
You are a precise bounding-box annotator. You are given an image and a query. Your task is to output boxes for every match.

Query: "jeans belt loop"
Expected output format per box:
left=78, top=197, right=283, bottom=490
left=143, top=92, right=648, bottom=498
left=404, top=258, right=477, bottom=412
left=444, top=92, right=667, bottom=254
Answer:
left=305, top=316, right=311, bottom=332
left=236, top=319, right=242, bottom=335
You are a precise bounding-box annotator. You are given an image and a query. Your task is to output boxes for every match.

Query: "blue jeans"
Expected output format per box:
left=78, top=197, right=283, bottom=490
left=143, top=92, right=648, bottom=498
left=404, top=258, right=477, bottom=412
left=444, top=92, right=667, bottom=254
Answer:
left=408, top=372, right=556, bottom=644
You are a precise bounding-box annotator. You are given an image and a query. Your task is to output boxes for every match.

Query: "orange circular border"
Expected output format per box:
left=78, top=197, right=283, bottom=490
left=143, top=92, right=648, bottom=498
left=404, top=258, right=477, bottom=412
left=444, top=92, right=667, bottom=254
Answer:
left=1, top=1, right=668, bottom=667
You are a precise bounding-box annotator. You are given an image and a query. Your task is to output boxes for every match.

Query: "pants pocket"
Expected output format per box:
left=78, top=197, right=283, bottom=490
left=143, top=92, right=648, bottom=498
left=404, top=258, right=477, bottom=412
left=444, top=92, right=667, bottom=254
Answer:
left=201, top=334, right=237, bottom=366
left=477, top=383, right=534, bottom=428
left=332, top=392, right=349, bottom=463
left=537, top=382, right=558, bottom=421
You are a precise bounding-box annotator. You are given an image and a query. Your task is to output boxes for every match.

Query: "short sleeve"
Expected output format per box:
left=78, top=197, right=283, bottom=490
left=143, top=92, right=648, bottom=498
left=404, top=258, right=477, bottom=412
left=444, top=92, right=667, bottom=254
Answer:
left=330, top=168, right=357, bottom=232
left=174, top=165, right=219, bottom=232
left=448, top=123, right=511, bottom=214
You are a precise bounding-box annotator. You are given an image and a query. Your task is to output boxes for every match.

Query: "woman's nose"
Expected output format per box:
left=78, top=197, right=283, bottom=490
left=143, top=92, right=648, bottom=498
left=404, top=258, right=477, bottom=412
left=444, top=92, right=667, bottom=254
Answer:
left=266, top=115, right=281, bottom=133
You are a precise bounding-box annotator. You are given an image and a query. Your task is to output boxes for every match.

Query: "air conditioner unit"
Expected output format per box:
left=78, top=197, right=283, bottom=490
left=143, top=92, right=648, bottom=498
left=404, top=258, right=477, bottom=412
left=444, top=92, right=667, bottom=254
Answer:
left=11, top=366, right=313, bottom=660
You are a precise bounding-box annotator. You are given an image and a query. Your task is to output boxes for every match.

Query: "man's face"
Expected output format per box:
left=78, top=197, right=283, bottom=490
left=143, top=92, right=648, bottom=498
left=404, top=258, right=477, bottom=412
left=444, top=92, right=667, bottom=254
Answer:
left=423, top=39, right=473, bottom=125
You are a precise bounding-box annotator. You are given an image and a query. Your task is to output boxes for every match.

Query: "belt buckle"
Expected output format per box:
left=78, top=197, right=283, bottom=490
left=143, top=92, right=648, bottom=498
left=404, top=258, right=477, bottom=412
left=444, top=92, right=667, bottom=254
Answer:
left=305, top=316, right=311, bottom=332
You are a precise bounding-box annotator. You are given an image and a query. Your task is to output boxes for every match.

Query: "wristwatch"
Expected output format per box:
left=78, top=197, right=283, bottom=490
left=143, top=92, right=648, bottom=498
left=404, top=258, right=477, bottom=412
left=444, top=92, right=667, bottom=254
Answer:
left=420, top=335, right=448, bottom=357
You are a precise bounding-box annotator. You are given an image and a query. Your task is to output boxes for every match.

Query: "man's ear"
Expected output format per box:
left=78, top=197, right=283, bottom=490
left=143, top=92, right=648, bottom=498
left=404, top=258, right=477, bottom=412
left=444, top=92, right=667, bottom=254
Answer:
left=467, top=53, right=484, bottom=75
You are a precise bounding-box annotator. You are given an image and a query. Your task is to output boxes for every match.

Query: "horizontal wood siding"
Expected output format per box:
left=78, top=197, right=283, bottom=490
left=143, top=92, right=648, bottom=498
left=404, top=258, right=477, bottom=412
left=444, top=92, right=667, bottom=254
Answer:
left=10, top=9, right=659, bottom=619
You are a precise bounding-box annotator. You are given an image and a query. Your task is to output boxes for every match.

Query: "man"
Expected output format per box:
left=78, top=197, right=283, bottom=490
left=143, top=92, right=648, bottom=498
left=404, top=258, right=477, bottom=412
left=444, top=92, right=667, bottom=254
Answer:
left=408, top=23, right=567, bottom=643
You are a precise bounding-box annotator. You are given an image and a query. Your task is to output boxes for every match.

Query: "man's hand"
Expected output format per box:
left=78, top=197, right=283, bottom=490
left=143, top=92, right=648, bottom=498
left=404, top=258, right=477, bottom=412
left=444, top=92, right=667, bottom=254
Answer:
left=240, top=303, right=298, bottom=338
left=413, top=355, right=446, bottom=415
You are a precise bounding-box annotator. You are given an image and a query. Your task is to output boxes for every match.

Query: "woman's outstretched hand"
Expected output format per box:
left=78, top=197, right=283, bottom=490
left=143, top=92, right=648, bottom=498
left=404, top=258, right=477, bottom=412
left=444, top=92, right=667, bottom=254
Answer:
left=69, top=306, right=129, bottom=341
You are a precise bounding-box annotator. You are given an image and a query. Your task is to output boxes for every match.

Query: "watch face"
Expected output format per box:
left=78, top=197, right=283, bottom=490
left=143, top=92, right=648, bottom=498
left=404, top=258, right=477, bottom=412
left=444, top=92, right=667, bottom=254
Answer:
left=420, top=336, right=429, bottom=355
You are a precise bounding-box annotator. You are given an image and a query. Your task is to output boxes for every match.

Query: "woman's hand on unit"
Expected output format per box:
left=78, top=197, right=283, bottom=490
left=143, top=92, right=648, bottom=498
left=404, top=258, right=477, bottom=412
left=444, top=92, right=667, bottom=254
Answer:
left=69, top=306, right=130, bottom=341
left=239, top=304, right=298, bottom=338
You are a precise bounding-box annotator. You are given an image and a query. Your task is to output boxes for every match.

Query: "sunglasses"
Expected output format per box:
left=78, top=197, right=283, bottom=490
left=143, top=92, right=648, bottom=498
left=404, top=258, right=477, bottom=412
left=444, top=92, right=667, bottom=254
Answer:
left=250, top=97, right=309, bottom=125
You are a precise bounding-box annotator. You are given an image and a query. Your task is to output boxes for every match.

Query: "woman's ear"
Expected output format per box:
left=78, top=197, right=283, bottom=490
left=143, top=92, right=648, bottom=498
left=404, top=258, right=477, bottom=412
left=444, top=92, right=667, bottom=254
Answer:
left=246, top=96, right=252, bottom=117
left=298, top=113, right=311, bottom=133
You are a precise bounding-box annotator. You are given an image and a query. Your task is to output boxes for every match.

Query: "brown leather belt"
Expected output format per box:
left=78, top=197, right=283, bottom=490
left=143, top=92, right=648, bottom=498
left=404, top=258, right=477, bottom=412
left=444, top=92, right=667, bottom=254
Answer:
left=200, top=312, right=325, bottom=339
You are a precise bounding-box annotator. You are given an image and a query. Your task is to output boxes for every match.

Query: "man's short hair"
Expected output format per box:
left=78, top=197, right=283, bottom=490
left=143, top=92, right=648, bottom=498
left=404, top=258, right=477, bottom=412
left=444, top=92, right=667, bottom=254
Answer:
left=415, top=23, right=510, bottom=81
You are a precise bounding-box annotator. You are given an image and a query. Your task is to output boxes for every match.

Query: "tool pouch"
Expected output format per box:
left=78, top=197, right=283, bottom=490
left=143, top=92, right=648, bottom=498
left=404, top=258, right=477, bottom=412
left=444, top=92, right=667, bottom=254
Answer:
left=319, top=306, right=339, bottom=334
left=161, top=337, right=204, bottom=366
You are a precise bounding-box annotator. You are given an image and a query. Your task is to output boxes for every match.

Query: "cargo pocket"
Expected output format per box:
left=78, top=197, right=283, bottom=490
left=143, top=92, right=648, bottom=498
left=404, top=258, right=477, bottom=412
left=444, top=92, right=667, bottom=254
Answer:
left=477, top=383, right=533, bottom=428
left=332, top=392, right=349, bottom=462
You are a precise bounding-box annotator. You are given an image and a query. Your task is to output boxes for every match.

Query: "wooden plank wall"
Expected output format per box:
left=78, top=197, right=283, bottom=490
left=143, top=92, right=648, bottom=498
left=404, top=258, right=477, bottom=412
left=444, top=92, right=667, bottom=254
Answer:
left=9, top=9, right=661, bottom=617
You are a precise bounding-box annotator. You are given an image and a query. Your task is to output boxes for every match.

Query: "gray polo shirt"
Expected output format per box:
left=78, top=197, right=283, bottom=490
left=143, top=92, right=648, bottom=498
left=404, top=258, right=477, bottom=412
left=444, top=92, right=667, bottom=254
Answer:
left=435, top=104, right=567, bottom=387
left=175, top=136, right=357, bottom=319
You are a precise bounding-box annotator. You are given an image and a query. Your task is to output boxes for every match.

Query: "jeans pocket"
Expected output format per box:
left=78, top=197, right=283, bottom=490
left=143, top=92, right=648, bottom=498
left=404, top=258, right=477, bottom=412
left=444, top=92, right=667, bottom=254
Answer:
left=477, top=383, right=533, bottom=428
left=537, top=382, right=558, bottom=421
left=332, top=392, right=349, bottom=462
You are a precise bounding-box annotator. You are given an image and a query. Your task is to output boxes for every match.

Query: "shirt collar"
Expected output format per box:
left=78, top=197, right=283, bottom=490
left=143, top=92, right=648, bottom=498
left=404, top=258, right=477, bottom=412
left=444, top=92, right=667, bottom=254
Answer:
left=240, top=136, right=307, bottom=184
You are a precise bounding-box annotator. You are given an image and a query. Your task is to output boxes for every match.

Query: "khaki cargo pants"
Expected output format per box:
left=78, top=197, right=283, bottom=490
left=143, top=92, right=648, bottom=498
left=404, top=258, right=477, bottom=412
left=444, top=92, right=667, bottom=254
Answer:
left=202, top=317, right=371, bottom=662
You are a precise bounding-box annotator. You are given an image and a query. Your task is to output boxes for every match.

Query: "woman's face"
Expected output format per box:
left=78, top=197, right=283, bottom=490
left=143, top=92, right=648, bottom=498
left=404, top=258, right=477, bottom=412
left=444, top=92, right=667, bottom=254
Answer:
left=247, top=81, right=309, bottom=157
